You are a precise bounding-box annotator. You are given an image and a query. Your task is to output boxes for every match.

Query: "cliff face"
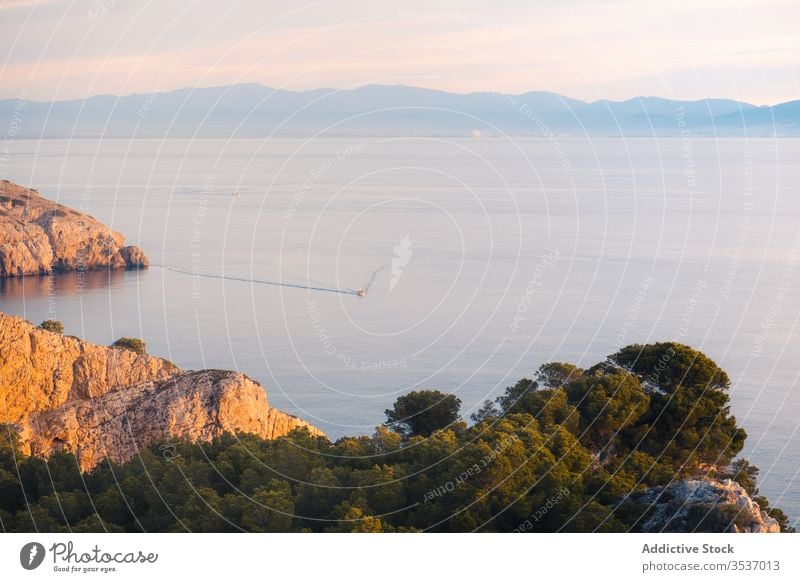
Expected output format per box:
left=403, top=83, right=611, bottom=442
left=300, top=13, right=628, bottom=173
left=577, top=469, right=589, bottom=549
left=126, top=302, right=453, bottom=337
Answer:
left=0, top=180, right=148, bottom=276
left=0, top=313, right=322, bottom=470
left=0, top=313, right=179, bottom=422
left=636, top=479, right=780, bottom=533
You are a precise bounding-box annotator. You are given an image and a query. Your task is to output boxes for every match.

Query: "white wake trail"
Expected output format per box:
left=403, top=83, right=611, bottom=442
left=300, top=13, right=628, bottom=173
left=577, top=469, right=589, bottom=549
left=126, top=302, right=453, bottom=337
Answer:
left=154, top=264, right=360, bottom=296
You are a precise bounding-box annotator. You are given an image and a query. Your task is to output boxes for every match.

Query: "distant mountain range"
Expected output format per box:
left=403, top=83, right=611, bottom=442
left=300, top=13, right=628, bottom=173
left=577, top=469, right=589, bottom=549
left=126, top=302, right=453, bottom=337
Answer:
left=2, top=83, right=798, bottom=138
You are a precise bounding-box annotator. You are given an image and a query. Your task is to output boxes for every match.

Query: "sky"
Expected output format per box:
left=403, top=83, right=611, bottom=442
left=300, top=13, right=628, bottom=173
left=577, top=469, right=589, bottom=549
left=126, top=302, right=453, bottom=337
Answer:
left=0, top=0, right=798, bottom=104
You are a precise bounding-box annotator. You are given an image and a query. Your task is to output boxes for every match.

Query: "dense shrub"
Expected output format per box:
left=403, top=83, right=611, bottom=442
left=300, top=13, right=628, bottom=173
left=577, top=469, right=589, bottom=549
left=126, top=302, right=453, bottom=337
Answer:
left=39, top=320, right=64, bottom=334
left=111, top=337, right=146, bottom=355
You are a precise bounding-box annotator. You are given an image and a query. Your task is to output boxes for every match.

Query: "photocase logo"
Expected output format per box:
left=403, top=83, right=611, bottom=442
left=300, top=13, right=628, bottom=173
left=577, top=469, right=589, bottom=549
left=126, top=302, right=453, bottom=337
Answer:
left=20, top=542, right=46, bottom=570
left=390, top=235, right=413, bottom=291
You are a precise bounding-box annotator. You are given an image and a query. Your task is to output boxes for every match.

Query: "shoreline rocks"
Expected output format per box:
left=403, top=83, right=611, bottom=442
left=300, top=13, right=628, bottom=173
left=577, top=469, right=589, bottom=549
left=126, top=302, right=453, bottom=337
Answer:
left=0, top=180, right=148, bottom=276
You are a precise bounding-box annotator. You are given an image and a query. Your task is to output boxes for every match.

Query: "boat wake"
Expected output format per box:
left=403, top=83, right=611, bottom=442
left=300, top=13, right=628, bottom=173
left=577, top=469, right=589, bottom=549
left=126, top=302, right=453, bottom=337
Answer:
left=363, top=264, right=389, bottom=293
left=154, top=265, right=361, bottom=296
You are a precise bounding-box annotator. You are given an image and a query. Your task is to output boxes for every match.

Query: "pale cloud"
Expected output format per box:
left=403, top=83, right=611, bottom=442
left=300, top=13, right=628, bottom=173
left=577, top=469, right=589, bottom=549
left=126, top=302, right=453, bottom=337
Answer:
left=0, top=0, right=797, bottom=104
left=0, top=0, right=63, bottom=10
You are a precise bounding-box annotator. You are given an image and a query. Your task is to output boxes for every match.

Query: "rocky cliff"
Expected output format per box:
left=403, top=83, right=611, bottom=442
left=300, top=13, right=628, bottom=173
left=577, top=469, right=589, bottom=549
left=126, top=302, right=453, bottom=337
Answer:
left=0, top=312, right=322, bottom=470
left=635, top=479, right=780, bottom=533
left=0, top=180, right=148, bottom=276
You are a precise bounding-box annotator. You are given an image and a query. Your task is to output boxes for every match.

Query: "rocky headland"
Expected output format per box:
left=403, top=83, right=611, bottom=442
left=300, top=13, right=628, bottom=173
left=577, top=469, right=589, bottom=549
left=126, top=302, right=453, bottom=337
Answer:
left=0, top=312, right=322, bottom=470
left=0, top=179, right=148, bottom=276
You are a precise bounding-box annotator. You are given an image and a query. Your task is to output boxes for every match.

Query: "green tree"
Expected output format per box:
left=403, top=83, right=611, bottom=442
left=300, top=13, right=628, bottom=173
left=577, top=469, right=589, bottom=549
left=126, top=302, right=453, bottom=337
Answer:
left=727, top=459, right=759, bottom=496
left=470, top=399, right=499, bottom=423
left=111, top=337, right=147, bottom=355
left=242, top=481, right=296, bottom=532
left=536, top=362, right=583, bottom=389
left=385, top=390, right=462, bottom=438
left=495, top=378, right=537, bottom=415
left=610, top=342, right=730, bottom=393
left=326, top=504, right=387, bottom=532
left=565, top=370, right=650, bottom=454
left=39, top=320, right=64, bottom=334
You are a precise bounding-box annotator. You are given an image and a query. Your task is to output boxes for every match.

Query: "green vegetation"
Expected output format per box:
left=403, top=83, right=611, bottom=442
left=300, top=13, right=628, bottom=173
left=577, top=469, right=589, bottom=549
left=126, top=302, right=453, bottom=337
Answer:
left=111, top=337, right=147, bottom=355
left=0, top=343, right=791, bottom=532
left=385, top=389, right=461, bottom=437
left=39, top=320, right=64, bottom=334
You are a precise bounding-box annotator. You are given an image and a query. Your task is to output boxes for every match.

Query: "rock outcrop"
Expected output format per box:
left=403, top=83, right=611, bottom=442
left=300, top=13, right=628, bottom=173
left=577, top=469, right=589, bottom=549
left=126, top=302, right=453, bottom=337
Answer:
left=0, top=313, right=322, bottom=470
left=634, top=479, right=780, bottom=533
left=0, top=180, right=148, bottom=276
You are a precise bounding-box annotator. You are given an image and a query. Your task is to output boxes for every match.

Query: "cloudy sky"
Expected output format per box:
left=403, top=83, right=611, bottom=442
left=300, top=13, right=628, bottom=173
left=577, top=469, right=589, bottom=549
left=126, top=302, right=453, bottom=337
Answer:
left=1, top=0, right=797, bottom=104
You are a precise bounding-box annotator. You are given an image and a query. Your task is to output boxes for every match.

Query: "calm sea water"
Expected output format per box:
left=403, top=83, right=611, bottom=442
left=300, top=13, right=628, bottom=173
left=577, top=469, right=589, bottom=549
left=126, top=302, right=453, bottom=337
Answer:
left=2, top=137, right=799, bottom=523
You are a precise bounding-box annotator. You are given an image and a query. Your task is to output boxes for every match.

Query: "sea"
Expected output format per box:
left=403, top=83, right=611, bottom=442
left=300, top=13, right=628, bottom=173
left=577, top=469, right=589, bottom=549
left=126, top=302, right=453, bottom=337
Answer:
left=1, top=136, right=799, bottom=524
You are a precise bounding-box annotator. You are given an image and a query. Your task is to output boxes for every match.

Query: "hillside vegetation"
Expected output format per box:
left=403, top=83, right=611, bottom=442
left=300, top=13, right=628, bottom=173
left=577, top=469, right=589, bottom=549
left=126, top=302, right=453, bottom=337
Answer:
left=0, top=343, right=790, bottom=532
